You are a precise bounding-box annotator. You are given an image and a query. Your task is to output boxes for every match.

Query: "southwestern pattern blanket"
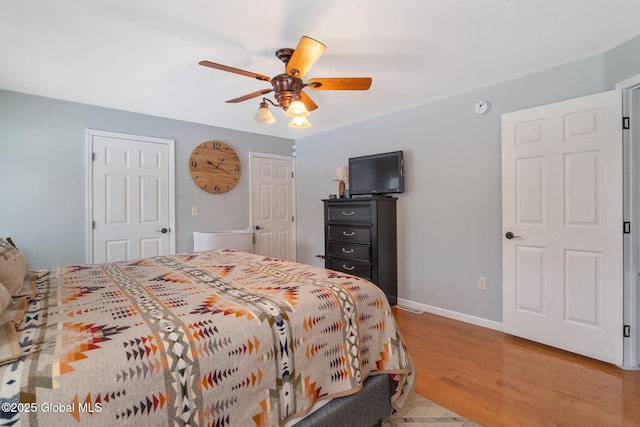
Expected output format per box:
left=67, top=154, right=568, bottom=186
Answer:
left=0, top=250, right=414, bottom=426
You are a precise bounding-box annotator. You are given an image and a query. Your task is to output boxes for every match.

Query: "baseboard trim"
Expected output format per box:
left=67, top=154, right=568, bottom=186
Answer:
left=396, top=305, right=425, bottom=314
left=396, top=298, right=503, bottom=332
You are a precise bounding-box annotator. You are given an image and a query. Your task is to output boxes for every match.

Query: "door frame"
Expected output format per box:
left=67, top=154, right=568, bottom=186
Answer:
left=85, top=129, right=176, bottom=263
left=617, top=75, right=640, bottom=369
left=249, top=152, right=296, bottom=261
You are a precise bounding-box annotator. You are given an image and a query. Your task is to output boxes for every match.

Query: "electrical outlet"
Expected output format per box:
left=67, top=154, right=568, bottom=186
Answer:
left=478, top=276, right=487, bottom=291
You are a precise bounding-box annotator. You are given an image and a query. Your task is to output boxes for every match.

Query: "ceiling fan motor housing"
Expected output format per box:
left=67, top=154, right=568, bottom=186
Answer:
left=271, top=74, right=304, bottom=110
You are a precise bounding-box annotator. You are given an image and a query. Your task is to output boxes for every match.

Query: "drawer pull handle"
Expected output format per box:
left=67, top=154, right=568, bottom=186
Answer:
left=342, top=231, right=355, bottom=237
left=342, top=211, right=355, bottom=216
left=342, top=264, right=355, bottom=271
left=342, top=248, right=354, bottom=254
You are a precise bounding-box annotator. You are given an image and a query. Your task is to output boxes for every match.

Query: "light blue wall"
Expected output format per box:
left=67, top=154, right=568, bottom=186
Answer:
left=4, top=34, right=640, bottom=326
left=604, top=36, right=640, bottom=88
left=295, top=54, right=610, bottom=323
left=0, top=90, right=293, bottom=268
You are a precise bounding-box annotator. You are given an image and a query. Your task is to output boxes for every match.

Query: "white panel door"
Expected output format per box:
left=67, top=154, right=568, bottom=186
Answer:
left=502, top=90, right=623, bottom=365
left=89, top=131, right=174, bottom=263
left=250, top=153, right=295, bottom=260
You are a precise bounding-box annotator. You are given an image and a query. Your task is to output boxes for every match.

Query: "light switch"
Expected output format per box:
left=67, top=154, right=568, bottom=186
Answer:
left=191, top=206, right=199, bottom=216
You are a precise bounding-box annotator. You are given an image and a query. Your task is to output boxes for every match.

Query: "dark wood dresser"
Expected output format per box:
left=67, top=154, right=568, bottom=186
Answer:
left=323, top=197, right=397, bottom=305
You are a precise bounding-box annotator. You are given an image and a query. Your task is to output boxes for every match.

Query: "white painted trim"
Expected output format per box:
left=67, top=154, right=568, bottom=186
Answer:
left=396, top=297, right=503, bottom=332
left=616, top=74, right=640, bottom=90
left=85, top=132, right=93, bottom=264
left=248, top=152, right=297, bottom=261
left=617, top=73, right=640, bottom=370
left=85, top=129, right=176, bottom=263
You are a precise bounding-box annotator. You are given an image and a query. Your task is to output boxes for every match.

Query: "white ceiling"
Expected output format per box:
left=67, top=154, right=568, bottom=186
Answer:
left=2, top=1, right=640, bottom=140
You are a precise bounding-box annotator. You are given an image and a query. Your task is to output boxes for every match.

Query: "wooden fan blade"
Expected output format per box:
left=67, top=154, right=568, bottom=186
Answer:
left=307, top=77, right=372, bottom=90
left=300, top=91, right=318, bottom=112
left=199, top=60, right=271, bottom=82
left=226, top=89, right=273, bottom=103
left=286, top=36, right=326, bottom=78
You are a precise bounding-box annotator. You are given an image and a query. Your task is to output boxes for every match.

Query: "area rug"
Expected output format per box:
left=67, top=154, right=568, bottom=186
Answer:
left=384, top=393, right=481, bottom=427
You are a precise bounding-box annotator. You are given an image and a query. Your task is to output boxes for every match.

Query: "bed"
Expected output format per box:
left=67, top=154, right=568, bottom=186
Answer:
left=0, top=238, right=414, bottom=426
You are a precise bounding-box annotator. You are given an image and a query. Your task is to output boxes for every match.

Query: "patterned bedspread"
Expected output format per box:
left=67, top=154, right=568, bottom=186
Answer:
left=0, top=250, right=414, bottom=426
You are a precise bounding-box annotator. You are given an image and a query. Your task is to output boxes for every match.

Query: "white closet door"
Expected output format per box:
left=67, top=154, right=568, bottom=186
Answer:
left=89, top=130, right=174, bottom=263
left=250, top=153, right=296, bottom=261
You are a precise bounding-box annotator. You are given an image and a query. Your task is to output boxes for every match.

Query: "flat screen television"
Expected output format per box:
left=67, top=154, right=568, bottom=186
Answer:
left=348, top=151, right=404, bottom=196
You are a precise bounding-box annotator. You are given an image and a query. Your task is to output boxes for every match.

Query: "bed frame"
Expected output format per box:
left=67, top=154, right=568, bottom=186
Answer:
left=296, top=375, right=393, bottom=427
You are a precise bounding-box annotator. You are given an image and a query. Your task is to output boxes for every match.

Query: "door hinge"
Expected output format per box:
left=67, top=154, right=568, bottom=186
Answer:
left=92, top=152, right=96, bottom=161
left=291, top=216, right=294, bottom=222
left=623, top=325, right=631, bottom=338
left=92, top=221, right=96, bottom=230
left=624, top=221, right=631, bottom=234
left=291, top=172, right=294, bottom=178
left=623, top=116, right=630, bottom=130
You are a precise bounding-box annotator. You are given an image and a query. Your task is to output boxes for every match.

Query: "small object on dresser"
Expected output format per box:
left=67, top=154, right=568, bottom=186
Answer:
left=333, top=166, right=348, bottom=198
left=329, top=194, right=337, bottom=199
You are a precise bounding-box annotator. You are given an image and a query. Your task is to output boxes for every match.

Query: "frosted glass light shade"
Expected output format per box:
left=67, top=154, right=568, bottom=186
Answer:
left=285, top=100, right=310, bottom=117
left=289, top=116, right=311, bottom=128
left=254, top=105, right=276, bottom=124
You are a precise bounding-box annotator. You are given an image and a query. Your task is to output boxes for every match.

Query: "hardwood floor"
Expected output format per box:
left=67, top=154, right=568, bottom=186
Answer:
left=392, top=307, right=640, bottom=427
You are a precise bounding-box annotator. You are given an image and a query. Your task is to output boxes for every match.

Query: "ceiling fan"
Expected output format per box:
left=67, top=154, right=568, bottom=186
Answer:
left=199, top=36, right=372, bottom=127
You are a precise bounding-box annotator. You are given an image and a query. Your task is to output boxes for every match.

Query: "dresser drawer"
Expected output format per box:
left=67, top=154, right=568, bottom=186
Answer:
left=326, top=257, right=372, bottom=280
left=328, top=225, right=371, bottom=244
left=327, top=205, right=371, bottom=222
left=327, top=241, right=370, bottom=261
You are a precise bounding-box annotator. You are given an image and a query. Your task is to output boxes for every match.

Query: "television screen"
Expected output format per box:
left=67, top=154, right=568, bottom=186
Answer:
left=348, top=151, right=404, bottom=195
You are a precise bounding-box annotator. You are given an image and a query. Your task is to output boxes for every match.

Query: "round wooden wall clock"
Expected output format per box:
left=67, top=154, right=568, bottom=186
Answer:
left=189, top=140, right=241, bottom=193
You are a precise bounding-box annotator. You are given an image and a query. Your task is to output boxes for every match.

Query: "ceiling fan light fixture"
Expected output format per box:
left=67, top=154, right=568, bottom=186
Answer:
left=254, top=100, right=276, bottom=124
left=289, top=116, right=311, bottom=128
left=199, top=36, right=372, bottom=130
left=285, top=99, right=310, bottom=117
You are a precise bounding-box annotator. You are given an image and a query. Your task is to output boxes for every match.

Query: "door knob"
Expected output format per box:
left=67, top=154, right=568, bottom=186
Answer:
left=157, top=228, right=169, bottom=234
left=255, top=225, right=262, bottom=230
left=505, top=231, right=521, bottom=239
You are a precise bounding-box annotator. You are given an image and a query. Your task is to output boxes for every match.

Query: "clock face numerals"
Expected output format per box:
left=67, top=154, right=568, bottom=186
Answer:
left=189, top=140, right=241, bottom=193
